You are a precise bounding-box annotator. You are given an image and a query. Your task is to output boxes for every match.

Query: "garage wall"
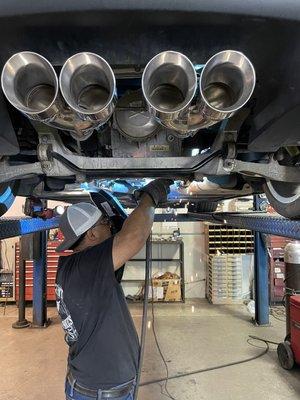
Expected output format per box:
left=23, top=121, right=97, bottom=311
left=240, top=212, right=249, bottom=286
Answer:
left=122, top=219, right=207, bottom=299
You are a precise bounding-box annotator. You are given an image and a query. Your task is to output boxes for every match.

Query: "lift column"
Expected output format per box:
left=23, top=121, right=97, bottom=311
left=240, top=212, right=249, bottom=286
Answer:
left=0, top=215, right=60, bottom=328
left=253, top=196, right=269, bottom=325
left=253, top=230, right=269, bottom=325
left=12, top=235, right=33, bottom=329
left=32, top=230, right=48, bottom=327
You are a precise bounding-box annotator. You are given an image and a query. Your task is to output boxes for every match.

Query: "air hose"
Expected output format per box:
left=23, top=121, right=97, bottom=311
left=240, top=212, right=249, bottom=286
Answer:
left=133, top=236, right=151, bottom=400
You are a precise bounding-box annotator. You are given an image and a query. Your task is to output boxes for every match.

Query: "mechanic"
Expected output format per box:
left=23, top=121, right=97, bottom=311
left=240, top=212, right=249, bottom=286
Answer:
left=55, top=179, right=173, bottom=400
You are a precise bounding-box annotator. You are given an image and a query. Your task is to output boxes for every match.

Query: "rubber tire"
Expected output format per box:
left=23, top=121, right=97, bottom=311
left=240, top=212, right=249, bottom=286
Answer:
left=187, top=201, right=218, bottom=213
left=277, top=341, right=295, bottom=370
left=263, top=180, right=300, bottom=219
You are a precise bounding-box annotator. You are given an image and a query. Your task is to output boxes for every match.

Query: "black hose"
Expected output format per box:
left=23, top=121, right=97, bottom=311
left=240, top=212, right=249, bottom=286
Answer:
left=140, top=336, right=270, bottom=387
left=134, top=237, right=151, bottom=400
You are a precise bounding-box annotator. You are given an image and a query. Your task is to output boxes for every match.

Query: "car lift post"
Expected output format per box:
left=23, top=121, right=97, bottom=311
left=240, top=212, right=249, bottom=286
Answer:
left=0, top=215, right=60, bottom=328
left=32, top=230, right=48, bottom=327
left=12, top=236, right=31, bottom=329
left=253, top=230, right=269, bottom=325
left=253, top=195, right=269, bottom=325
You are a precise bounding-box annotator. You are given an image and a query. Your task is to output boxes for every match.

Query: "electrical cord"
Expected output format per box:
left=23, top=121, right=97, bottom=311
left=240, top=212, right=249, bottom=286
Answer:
left=270, top=307, right=286, bottom=322
left=149, top=234, right=176, bottom=400
left=137, top=237, right=272, bottom=395
left=134, top=237, right=151, bottom=400
left=184, top=280, right=206, bottom=294
left=184, top=279, right=206, bottom=285
left=247, top=335, right=279, bottom=349
left=139, top=241, right=272, bottom=397
left=140, top=336, right=271, bottom=388
left=135, top=237, right=274, bottom=397
left=248, top=335, right=279, bottom=346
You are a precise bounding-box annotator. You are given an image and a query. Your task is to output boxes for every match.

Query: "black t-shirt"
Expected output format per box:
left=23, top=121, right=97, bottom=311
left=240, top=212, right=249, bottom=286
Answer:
left=55, top=237, right=139, bottom=389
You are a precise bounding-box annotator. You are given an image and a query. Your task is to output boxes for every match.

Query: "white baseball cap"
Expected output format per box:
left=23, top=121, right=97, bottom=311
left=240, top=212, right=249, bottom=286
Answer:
left=56, top=202, right=102, bottom=252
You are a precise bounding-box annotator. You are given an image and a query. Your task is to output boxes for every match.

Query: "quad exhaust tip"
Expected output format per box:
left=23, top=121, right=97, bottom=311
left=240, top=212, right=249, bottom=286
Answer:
left=199, top=50, right=256, bottom=114
left=1, top=51, right=117, bottom=134
left=1, top=51, right=59, bottom=119
left=1, top=49, right=255, bottom=138
left=141, top=50, right=197, bottom=114
left=59, top=52, right=117, bottom=119
left=142, top=49, right=256, bottom=135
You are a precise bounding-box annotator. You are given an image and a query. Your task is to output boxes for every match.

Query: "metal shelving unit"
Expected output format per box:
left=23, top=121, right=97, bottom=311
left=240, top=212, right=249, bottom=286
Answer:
left=205, top=224, right=254, bottom=304
left=206, top=224, right=254, bottom=255
left=122, top=239, right=185, bottom=302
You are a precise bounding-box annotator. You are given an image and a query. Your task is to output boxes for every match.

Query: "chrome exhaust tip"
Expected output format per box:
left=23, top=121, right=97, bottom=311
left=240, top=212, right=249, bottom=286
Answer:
left=142, top=51, right=197, bottom=115
left=1, top=51, right=58, bottom=119
left=199, top=50, right=256, bottom=115
left=59, top=52, right=117, bottom=125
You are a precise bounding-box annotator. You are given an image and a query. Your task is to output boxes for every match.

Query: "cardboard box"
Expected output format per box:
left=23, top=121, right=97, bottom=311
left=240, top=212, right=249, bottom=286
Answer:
left=151, top=278, right=182, bottom=302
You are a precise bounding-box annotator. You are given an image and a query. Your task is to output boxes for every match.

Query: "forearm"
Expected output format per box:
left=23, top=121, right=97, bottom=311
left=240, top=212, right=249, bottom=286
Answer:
left=112, top=194, right=155, bottom=269
left=121, top=194, right=155, bottom=243
left=113, top=179, right=173, bottom=269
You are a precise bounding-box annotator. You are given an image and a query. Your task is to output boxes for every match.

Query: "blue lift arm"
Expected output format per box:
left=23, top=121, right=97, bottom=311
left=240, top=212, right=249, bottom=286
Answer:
left=0, top=216, right=60, bottom=239
left=155, top=212, right=300, bottom=240
left=0, top=213, right=299, bottom=240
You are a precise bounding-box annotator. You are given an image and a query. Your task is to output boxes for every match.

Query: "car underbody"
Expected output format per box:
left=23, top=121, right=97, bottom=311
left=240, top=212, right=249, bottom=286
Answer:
left=0, top=1, right=299, bottom=217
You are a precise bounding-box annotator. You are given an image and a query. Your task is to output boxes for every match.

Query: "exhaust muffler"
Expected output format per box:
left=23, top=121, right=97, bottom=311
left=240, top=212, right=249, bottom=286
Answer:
left=142, top=50, right=256, bottom=136
left=1, top=51, right=116, bottom=139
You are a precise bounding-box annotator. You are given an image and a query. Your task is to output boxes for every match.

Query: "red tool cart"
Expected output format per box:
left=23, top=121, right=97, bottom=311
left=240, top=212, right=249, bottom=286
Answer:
left=277, top=295, right=300, bottom=369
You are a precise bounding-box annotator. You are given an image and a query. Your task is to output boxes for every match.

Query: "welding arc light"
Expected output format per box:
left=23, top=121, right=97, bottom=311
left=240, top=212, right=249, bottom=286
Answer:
left=54, top=205, right=65, bottom=216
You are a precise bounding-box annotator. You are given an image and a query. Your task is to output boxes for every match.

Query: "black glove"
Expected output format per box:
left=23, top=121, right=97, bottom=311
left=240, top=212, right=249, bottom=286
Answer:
left=134, top=179, right=174, bottom=207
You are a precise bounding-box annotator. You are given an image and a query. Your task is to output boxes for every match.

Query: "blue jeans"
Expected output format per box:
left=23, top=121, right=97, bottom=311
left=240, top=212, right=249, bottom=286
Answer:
left=65, top=380, right=134, bottom=400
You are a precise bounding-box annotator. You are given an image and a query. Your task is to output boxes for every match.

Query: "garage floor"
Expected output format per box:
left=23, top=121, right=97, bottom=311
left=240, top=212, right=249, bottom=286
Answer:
left=0, top=299, right=300, bottom=400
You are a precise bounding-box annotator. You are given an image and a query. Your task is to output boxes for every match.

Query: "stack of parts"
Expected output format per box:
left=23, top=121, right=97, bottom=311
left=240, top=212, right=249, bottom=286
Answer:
left=0, top=272, right=13, bottom=301
left=207, top=255, right=243, bottom=304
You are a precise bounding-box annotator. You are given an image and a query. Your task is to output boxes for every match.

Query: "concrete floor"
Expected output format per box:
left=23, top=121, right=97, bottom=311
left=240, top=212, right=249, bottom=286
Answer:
left=0, top=300, right=299, bottom=400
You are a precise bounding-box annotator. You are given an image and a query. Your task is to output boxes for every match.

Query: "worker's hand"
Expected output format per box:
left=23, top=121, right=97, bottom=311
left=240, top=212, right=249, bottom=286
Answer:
left=134, top=179, right=174, bottom=207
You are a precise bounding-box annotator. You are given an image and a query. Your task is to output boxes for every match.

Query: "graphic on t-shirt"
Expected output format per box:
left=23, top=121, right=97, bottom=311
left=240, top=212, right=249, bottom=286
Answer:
left=55, top=284, right=78, bottom=345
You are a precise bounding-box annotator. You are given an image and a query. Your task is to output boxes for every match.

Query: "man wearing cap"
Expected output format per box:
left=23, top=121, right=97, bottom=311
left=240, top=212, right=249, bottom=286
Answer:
left=55, top=179, right=173, bottom=400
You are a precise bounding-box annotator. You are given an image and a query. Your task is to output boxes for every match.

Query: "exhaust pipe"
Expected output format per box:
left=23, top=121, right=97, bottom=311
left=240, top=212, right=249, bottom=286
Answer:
left=142, top=50, right=255, bottom=136
left=2, top=52, right=58, bottom=120
left=142, top=51, right=197, bottom=136
left=59, top=52, right=117, bottom=133
left=197, top=50, right=256, bottom=127
left=1, top=51, right=117, bottom=139
left=1, top=51, right=76, bottom=131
